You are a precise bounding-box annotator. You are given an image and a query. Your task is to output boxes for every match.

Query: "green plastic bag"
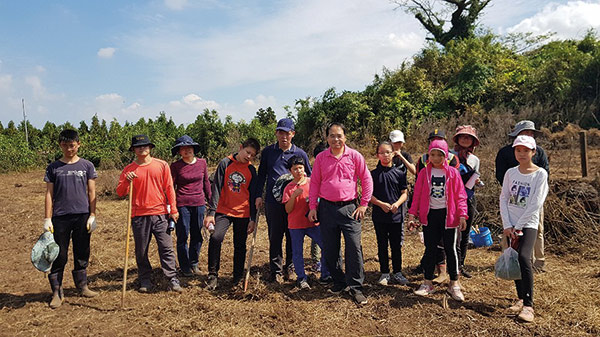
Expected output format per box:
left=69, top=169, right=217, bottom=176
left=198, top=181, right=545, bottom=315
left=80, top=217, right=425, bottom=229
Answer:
left=494, top=247, right=522, bottom=280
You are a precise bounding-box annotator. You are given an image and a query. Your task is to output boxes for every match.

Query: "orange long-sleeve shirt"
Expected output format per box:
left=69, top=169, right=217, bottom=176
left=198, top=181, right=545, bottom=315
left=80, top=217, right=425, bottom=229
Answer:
left=116, top=158, right=178, bottom=218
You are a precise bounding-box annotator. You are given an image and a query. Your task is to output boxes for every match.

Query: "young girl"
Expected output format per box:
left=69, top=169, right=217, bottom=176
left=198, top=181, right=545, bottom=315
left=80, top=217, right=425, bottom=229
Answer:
left=499, top=135, right=549, bottom=323
left=408, top=139, right=468, bottom=301
left=370, top=141, right=409, bottom=286
left=452, top=125, right=481, bottom=278
left=282, top=155, right=330, bottom=289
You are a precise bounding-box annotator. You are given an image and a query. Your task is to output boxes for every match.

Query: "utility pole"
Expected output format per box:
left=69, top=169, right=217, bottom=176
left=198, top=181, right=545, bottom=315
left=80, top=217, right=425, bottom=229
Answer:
left=22, top=98, right=29, bottom=145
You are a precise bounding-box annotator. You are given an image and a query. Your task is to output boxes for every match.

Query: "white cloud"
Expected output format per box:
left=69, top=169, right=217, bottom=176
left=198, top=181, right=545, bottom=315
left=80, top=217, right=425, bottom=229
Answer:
left=36, top=65, right=46, bottom=73
left=164, top=0, right=188, bottom=10
left=25, top=75, right=61, bottom=101
left=507, top=1, right=600, bottom=39
left=97, top=47, right=116, bottom=59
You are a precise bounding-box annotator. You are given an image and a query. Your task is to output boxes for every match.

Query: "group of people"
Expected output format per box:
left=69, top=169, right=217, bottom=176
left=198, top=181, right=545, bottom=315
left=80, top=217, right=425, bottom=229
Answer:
left=41, top=118, right=549, bottom=323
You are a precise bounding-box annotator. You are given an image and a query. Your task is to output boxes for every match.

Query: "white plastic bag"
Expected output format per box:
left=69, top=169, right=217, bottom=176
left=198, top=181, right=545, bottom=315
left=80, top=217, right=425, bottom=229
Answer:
left=494, top=247, right=522, bottom=280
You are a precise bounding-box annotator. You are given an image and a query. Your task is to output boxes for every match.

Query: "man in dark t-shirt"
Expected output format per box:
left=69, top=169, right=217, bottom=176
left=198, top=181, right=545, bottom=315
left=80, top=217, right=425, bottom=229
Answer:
left=43, top=129, right=98, bottom=309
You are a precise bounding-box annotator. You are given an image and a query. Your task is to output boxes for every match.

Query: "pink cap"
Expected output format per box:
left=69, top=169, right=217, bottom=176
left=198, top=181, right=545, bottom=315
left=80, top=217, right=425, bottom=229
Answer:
left=428, top=138, right=449, bottom=158
left=512, top=135, right=536, bottom=150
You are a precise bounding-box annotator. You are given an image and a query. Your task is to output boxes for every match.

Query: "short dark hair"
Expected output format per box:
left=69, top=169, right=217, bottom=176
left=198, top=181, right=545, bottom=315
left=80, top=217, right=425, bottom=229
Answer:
left=287, top=155, right=306, bottom=169
left=326, top=122, right=346, bottom=137
left=59, top=129, right=79, bottom=143
left=313, top=141, right=328, bottom=157
left=376, top=140, right=392, bottom=154
left=242, top=138, right=260, bottom=153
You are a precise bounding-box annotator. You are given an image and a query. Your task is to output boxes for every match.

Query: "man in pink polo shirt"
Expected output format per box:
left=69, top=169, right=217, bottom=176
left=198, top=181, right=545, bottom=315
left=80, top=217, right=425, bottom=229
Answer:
left=308, top=122, right=373, bottom=305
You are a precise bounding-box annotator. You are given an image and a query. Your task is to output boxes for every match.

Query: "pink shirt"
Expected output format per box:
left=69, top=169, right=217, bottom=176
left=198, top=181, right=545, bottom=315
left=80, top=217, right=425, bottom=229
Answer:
left=309, top=145, right=373, bottom=210
left=282, top=178, right=314, bottom=229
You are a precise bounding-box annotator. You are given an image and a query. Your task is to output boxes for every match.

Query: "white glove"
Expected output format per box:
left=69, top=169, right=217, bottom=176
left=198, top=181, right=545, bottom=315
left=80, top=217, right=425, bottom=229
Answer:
left=43, top=218, right=53, bottom=233
left=87, top=215, right=97, bottom=233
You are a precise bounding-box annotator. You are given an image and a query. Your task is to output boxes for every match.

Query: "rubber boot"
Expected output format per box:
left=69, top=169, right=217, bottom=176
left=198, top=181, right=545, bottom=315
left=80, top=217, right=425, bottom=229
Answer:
left=73, top=269, right=98, bottom=298
left=48, top=273, right=64, bottom=309
left=433, top=264, right=449, bottom=284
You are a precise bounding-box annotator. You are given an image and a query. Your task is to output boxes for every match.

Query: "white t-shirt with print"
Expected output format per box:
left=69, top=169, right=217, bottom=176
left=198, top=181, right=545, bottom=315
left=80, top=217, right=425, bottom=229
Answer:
left=499, top=166, right=549, bottom=230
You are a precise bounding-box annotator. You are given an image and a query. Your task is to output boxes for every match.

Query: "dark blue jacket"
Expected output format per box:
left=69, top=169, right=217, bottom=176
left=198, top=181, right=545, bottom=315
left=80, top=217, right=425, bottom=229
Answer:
left=256, top=143, right=311, bottom=204
left=370, top=163, right=407, bottom=223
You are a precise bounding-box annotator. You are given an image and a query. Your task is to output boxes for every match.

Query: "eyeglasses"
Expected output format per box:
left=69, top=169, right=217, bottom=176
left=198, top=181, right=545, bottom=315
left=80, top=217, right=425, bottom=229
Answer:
left=377, top=151, right=393, bottom=155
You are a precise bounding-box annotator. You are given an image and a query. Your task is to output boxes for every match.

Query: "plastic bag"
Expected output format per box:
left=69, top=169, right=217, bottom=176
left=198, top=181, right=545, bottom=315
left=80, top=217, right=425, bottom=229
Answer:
left=494, top=247, right=522, bottom=280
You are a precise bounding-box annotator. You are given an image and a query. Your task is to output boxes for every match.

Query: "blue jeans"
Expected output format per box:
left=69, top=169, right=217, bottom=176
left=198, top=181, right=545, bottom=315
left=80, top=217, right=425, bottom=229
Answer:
left=175, top=205, right=205, bottom=273
left=289, top=227, right=330, bottom=281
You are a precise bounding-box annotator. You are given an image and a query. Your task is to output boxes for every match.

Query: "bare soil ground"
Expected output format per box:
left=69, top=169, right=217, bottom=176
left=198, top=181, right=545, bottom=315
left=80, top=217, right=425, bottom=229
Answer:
left=1, top=148, right=600, bottom=336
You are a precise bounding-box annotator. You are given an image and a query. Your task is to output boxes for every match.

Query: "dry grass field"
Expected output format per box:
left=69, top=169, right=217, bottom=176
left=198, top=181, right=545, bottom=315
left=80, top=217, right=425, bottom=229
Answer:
left=1, top=144, right=600, bottom=336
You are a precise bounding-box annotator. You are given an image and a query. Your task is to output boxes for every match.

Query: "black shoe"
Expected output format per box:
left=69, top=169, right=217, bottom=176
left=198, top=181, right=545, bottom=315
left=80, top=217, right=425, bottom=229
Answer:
left=181, top=270, right=193, bottom=277
left=351, top=289, right=368, bottom=305
left=460, top=268, right=472, bottom=278
left=206, top=275, right=218, bottom=290
left=319, top=276, right=333, bottom=285
left=232, top=276, right=243, bottom=287
left=411, top=265, right=423, bottom=275
left=328, top=283, right=348, bottom=294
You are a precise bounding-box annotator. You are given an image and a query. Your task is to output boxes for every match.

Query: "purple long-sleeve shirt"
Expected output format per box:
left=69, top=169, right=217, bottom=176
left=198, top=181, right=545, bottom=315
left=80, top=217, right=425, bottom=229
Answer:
left=309, top=145, right=373, bottom=210
left=170, top=158, right=212, bottom=207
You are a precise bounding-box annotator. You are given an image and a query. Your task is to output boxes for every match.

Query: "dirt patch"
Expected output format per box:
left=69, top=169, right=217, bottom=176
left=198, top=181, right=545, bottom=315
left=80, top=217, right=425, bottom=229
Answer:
left=1, top=152, right=600, bottom=336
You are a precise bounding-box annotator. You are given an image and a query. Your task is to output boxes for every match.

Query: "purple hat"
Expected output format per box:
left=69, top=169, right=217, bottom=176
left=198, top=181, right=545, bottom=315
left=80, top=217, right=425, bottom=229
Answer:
left=276, top=118, right=295, bottom=132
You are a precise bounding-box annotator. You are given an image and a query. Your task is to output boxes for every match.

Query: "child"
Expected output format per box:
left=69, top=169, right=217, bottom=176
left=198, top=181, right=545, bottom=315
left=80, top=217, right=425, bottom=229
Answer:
left=204, top=138, right=260, bottom=290
left=408, top=138, right=468, bottom=301
left=499, top=135, right=549, bottom=323
left=116, top=134, right=182, bottom=293
left=44, top=129, right=98, bottom=309
left=451, top=125, right=481, bottom=278
left=170, top=135, right=211, bottom=277
left=282, top=155, right=330, bottom=289
left=370, top=141, right=409, bottom=286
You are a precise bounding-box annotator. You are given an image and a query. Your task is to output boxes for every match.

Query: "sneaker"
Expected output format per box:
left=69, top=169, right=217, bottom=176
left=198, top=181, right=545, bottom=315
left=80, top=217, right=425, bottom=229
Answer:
left=459, top=268, right=472, bottom=278
left=318, top=275, right=333, bottom=285
left=377, top=273, right=391, bottom=286
left=508, top=299, right=524, bottom=314
left=206, top=275, right=218, bottom=290
left=181, top=270, right=193, bottom=277
left=138, top=279, right=153, bottom=293
left=328, top=283, right=349, bottom=294
left=392, top=272, right=409, bottom=285
left=169, top=278, right=183, bottom=293
left=232, top=275, right=243, bottom=287
left=432, top=272, right=449, bottom=284
left=351, top=289, right=368, bottom=305
left=191, top=265, right=201, bottom=274
left=533, top=263, right=547, bottom=273
left=298, top=279, right=311, bottom=290
left=447, top=285, right=465, bottom=302
left=518, top=306, right=535, bottom=322
left=414, top=283, right=435, bottom=297
left=411, top=265, right=423, bottom=275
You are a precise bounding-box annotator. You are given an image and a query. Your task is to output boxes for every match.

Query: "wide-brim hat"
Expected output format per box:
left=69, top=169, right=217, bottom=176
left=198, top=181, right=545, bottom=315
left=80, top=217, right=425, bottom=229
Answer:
left=171, top=135, right=201, bottom=156
left=129, top=134, right=155, bottom=151
left=31, top=232, right=59, bottom=273
left=453, top=125, right=480, bottom=147
left=508, top=120, right=541, bottom=137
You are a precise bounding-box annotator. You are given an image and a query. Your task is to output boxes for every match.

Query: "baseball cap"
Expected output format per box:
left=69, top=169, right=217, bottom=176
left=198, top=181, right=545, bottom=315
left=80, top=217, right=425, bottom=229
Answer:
left=389, top=130, right=405, bottom=143
left=512, top=135, right=536, bottom=150
left=276, top=118, right=295, bottom=132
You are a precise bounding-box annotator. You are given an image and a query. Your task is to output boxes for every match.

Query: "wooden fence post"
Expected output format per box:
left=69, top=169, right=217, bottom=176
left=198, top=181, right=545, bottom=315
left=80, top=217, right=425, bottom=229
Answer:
left=580, top=131, right=588, bottom=178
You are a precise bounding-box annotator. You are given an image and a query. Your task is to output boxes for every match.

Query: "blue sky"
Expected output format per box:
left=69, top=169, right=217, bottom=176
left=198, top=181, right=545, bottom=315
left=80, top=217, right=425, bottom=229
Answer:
left=1, top=0, right=599, bottom=127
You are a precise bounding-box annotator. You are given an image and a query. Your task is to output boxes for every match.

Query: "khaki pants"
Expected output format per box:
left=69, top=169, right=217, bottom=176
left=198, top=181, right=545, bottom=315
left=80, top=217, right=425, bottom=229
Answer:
left=500, top=208, right=545, bottom=268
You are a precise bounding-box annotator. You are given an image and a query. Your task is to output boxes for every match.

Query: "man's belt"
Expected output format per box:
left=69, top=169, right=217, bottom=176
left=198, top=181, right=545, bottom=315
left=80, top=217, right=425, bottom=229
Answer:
left=322, top=198, right=358, bottom=207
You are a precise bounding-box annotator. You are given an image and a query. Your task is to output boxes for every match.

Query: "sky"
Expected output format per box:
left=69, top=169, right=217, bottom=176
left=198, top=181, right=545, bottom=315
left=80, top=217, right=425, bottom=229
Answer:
left=1, top=0, right=599, bottom=128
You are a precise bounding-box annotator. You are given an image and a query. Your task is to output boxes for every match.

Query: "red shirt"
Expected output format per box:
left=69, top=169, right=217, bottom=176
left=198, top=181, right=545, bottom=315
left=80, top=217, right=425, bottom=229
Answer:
left=282, top=178, right=316, bottom=229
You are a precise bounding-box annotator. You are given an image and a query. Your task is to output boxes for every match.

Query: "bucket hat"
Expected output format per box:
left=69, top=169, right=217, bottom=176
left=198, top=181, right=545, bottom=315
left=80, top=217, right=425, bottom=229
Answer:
left=31, top=232, right=60, bottom=273
left=129, top=134, right=155, bottom=151
left=428, top=129, right=446, bottom=141
left=453, top=125, right=480, bottom=147
left=508, top=120, right=540, bottom=137
left=171, top=135, right=201, bottom=156
left=389, top=130, right=405, bottom=143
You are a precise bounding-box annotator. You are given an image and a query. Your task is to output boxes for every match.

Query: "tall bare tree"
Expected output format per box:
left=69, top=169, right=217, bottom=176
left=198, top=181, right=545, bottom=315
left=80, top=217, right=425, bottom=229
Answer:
left=393, top=0, right=491, bottom=46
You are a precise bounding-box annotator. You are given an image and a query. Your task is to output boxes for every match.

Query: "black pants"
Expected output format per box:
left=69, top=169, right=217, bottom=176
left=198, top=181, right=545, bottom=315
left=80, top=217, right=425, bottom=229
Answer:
left=207, top=214, right=249, bottom=279
left=50, top=213, right=90, bottom=276
left=265, top=202, right=292, bottom=276
left=373, top=221, right=404, bottom=274
left=515, top=228, right=537, bottom=307
left=318, top=200, right=364, bottom=290
left=458, top=197, right=476, bottom=268
left=422, top=209, right=459, bottom=281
